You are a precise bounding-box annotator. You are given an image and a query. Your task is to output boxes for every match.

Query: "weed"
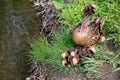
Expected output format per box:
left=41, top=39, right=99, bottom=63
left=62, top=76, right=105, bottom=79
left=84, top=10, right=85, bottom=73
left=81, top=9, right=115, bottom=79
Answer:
left=54, top=0, right=120, bottom=46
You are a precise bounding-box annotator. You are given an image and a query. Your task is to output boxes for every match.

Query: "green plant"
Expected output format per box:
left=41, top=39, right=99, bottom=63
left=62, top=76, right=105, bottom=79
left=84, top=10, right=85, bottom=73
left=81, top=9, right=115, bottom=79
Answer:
left=54, top=0, right=120, bottom=46
left=31, top=27, right=81, bottom=73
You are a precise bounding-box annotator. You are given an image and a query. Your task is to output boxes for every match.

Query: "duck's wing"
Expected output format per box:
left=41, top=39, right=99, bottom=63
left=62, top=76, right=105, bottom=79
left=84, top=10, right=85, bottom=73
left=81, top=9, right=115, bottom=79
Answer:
left=90, top=17, right=104, bottom=35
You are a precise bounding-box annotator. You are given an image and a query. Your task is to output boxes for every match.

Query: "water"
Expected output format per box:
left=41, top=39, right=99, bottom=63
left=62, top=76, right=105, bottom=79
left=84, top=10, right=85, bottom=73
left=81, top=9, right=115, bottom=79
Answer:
left=0, top=0, right=39, bottom=80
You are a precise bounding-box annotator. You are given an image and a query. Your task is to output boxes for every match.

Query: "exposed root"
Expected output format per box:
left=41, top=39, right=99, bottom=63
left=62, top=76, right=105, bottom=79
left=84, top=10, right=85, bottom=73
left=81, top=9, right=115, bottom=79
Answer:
left=32, top=0, right=59, bottom=40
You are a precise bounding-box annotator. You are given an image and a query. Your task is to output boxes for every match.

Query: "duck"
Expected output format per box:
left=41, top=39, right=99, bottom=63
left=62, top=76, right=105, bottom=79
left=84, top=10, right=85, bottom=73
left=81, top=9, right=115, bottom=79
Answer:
left=61, top=46, right=96, bottom=67
left=72, top=55, right=81, bottom=66
left=72, top=17, right=105, bottom=53
left=72, top=4, right=105, bottom=54
left=61, top=48, right=81, bottom=67
left=61, top=48, right=74, bottom=67
left=62, top=57, right=71, bottom=67
left=76, top=46, right=96, bottom=57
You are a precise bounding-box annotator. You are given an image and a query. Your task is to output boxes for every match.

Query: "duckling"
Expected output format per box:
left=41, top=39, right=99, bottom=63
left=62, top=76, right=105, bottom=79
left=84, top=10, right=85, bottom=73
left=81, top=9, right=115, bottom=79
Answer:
left=61, top=48, right=74, bottom=67
left=72, top=55, right=81, bottom=66
left=69, top=48, right=81, bottom=66
left=62, top=57, right=71, bottom=67
left=70, top=48, right=79, bottom=57
left=61, top=46, right=97, bottom=67
left=61, top=50, right=70, bottom=59
left=76, top=46, right=96, bottom=58
left=62, top=48, right=81, bottom=66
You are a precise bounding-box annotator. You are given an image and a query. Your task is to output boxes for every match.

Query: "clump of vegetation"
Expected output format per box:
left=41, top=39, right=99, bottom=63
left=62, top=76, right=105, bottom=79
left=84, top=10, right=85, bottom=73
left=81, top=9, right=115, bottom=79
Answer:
left=57, top=0, right=120, bottom=46
left=31, top=0, right=120, bottom=78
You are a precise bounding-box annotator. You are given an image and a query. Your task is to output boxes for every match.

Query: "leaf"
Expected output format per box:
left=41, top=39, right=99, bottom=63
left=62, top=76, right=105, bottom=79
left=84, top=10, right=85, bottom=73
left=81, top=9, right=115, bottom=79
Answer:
left=112, top=67, right=120, bottom=72
left=53, top=1, right=65, bottom=9
left=106, top=51, right=115, bottom=56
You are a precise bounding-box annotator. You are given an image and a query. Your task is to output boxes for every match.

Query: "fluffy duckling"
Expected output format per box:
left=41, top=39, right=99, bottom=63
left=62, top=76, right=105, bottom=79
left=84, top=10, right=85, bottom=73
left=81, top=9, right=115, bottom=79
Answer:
left=62, top=48, right=81, bottom=67
left=61, top=48, right=78, bottom=58
left=61, top=50, right=70, bottom=59
left=70, top=48, right=79, bottom=57
left=62, top=57, right=71, bottom=67
left=62, top=47, right=91, bottom=66
left=61, top=48, right=74, bottom=67
left=72, top=55, right=81, bottom=66
left=61, top=46, right=97, bottom=67
left=76, top=46, right=95, bottom=57
left=70, top=48, right=82, bottom=66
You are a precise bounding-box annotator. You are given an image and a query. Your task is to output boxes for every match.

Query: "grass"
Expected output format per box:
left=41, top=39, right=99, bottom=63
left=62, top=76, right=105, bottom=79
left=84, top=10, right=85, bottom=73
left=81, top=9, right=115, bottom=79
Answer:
left=31, top=0, right=120, bottom=78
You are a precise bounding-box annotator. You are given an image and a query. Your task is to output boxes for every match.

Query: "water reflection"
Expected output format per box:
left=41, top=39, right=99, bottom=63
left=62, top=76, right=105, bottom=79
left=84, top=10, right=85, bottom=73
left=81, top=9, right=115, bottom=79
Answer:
left=0, top=0, right=39, bottom=80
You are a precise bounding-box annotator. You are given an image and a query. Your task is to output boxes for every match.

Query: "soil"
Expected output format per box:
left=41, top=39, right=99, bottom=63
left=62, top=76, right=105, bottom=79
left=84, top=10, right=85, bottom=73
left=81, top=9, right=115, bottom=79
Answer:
left=26, top=1, right=120, bottom=80
left=97, top=64, right=120, bottom=80
left=26, top=62, right=89, bottom=80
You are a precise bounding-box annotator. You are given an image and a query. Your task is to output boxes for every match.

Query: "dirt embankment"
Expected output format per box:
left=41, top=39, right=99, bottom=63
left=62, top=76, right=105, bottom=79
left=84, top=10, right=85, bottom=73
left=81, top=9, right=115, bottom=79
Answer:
left=33, top=0, right=59, bottom=41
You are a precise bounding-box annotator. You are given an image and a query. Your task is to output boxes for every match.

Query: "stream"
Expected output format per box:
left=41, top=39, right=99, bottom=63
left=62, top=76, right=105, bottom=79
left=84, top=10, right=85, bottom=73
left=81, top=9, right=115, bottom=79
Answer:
left=0, top=0, right=39, bottom=80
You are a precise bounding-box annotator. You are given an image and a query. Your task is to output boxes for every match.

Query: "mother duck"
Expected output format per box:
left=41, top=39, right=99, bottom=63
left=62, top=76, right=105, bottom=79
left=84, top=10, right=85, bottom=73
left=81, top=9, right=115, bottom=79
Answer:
left=72, top=4, right=105, bottom=54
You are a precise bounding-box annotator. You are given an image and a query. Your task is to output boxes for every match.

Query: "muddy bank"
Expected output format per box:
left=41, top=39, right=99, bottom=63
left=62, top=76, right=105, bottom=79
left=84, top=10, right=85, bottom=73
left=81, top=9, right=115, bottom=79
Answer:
left=27, top=45, right=120, bottom=80
left=32, top=0, right=59, bottom=41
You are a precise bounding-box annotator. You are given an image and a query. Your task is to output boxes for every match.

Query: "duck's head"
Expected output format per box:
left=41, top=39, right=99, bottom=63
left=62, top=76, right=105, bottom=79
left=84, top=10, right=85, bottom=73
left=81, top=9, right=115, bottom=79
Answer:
left=83, top=4, right=96, bottom=17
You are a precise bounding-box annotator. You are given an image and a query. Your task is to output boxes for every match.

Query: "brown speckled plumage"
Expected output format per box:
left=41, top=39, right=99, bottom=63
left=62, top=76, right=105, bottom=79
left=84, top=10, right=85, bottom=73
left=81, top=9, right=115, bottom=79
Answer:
left=72, top=4, right=105, bottom=48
